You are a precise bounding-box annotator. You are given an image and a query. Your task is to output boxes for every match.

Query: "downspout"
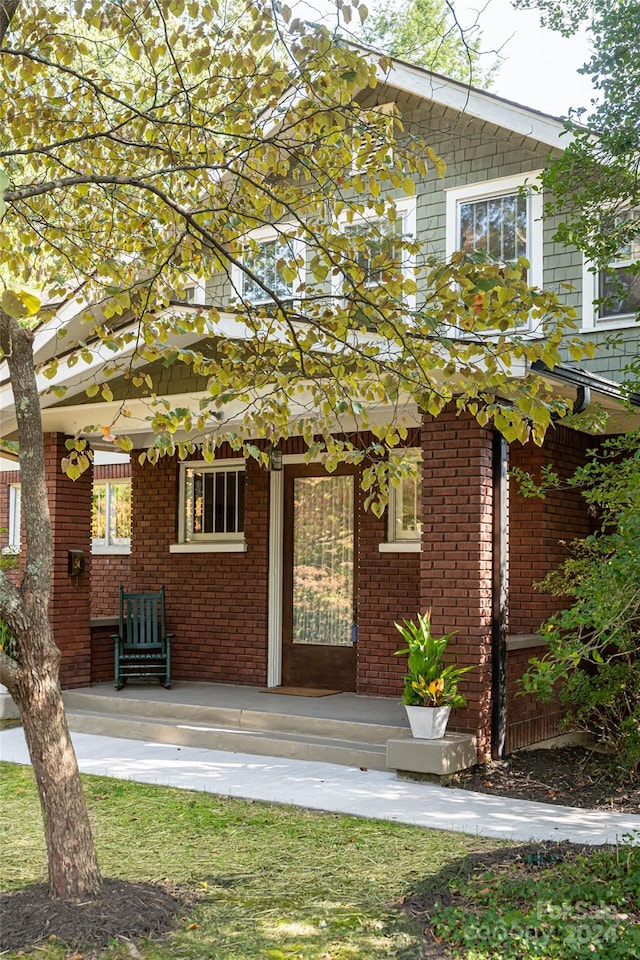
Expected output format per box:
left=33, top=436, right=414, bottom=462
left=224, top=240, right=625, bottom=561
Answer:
left=573, top=385, right=591, bottom=416
left=491, top=429, right=508, bottom=760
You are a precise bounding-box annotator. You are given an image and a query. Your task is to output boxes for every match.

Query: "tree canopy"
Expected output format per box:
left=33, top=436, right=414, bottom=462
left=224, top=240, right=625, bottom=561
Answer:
left=517, top=0, right=639, bottom=323
left=357, top=0, right=495, bottom=87
left=0, top=0, right=593, bottom=900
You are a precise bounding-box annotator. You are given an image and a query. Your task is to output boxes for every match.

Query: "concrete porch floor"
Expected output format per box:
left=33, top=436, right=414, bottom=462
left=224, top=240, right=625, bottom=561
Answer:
left=70, top=681, right=411, bottom=725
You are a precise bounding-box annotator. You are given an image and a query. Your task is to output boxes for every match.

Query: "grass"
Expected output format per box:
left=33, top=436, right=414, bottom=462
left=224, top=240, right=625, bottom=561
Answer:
left=2, top=762, right=638, bottom=960
left=1, top=761, right=501, bottom=960
left=429, top=839, right=640, bottom=959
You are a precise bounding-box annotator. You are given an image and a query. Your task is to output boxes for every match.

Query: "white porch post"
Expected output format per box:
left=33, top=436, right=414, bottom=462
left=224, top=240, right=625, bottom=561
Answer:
left=267, top=469, right=284, bottom=687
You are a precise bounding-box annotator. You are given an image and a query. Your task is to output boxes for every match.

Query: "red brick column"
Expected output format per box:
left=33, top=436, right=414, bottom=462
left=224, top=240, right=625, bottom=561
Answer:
left=45, top=433, right=93, bottom=688
left=419, top=410, right=494, bottom=760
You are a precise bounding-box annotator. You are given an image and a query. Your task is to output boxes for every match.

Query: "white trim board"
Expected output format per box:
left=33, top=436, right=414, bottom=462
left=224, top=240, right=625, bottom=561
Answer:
left=379, top=57, right=570, bottom=149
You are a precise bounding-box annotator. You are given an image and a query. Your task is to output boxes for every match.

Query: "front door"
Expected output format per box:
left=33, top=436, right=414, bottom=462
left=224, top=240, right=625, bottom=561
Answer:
left=282, top=464, right=357, bottom=691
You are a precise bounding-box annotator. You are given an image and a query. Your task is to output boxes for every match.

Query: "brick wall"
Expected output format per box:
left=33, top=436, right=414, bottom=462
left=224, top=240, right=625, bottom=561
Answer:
left=44, top=433, right=93, bottom=688
left=505, top=645, right=563, bottom=752
left=356, top=478, right=420, bottom=697
left=419, top=410, right=495, bottom=759
left=91, top=554, right=131, bottom=616
left=130, top=449, right=270, bottom=685
left=90, top=623, right=116, bottom=684
left=510, top=425, right=590, bottom=634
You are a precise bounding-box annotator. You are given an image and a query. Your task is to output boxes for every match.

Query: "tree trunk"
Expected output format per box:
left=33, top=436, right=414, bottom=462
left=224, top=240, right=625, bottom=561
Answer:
left=13, top=619, right=102, bottom=899
left=0, top=308, right=102, bottom=900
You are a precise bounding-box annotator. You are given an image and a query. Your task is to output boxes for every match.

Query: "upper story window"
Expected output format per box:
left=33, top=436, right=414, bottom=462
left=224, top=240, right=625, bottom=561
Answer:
left=581, top=213, right=640, bottom=330
left=598, top=219, right=640, bottom=320
left=183, top=277, right=206, bottom=304
left=231, top=227, right=303, bottom=308
left=92, top=479, right=131, bottom=554
left=333, top=197, right=417, bottom=309
left=446, top=173, right=544, bottom=300
left=460, top=194, right=528, bottom=264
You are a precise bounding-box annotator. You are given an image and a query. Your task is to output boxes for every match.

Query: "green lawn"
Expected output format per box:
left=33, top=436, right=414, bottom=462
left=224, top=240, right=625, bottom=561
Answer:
left=1, top=761, right=500, bottom=959
left=2, top=762, right=638, bottom=960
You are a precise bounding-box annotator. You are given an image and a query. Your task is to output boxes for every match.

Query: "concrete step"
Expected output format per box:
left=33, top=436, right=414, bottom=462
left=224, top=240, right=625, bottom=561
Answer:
left=62, top=690, right=405, bottom=746
left=62, top=689, right=477, bottom=777
left=65, top=708, right=392, bottom=770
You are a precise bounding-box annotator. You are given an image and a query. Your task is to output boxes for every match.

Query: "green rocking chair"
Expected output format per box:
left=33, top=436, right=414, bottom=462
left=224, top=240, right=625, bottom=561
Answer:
left=113, top=586, right=173, bottom=689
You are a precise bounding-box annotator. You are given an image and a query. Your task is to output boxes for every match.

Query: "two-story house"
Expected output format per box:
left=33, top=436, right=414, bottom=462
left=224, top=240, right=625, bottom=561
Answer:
left=1, top=52, right=638, bottom=765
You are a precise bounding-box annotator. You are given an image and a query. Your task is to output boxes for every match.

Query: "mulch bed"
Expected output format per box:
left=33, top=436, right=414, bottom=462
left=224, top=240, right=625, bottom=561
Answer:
left=0, top=878, right=190, bottom=954
left=447, top=745, right=639, bottom=813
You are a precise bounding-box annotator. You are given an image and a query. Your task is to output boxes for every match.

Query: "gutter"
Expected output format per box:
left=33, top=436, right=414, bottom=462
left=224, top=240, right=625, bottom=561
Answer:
left=530, top=359, right=640, bottom=409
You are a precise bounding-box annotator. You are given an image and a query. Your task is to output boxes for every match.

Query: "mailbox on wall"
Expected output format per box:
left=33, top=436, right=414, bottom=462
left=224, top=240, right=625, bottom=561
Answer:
left=67, top=550, right=85, bottom=577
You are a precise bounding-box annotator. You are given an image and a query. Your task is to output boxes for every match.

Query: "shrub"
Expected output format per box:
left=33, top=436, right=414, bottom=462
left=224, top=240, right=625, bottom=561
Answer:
left=517, top=431, right=640, bottom=776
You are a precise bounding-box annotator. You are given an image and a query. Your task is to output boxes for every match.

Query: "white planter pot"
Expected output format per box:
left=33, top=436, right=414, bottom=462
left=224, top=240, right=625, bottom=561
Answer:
left=405, top=704, right=451, bottom=739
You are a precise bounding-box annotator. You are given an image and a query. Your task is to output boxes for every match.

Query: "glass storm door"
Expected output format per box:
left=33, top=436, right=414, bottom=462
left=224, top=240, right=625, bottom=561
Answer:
left=282, top=464, right=357, bottom=691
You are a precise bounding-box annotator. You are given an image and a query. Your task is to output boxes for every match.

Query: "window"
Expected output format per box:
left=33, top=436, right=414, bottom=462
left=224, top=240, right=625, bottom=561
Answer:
left=379, top=449, right=422, bottom=553
left=183, top=278, right=206, bottom=304
left=178, top=461, right=245, bottom=545
left=582, top=214, right=640, bottom=329
left=333, top=196, right=417, bottom=309
left=598, top=218, right=640, bottom=321
left=92, top=480, right=131, bottom=554
left=3, top=483, right=20, bottom=554
left=231, top=227, right=303, bottom=307
left=460, top=194, right=528, bottom=264
left=446, top=173, right=544, bottom=294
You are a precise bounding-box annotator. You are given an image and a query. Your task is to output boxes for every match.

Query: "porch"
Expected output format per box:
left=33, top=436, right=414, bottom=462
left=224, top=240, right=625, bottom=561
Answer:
left=61, top=681, right=478, bottom=777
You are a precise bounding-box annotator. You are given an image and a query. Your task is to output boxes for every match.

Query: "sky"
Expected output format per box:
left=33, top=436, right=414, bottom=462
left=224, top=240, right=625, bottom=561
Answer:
left=452, top=0, right=595, bottom=117
left=302, top=0, right=596, bottom=119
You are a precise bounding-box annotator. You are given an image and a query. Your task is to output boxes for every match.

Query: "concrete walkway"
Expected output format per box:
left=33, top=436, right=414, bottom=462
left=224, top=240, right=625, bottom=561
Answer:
left=2, top=726, right=638, bottom=845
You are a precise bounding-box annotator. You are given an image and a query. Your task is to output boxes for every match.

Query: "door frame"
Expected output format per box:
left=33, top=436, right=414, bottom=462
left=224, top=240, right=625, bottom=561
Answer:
left=267, top=454, right=359, bottom=688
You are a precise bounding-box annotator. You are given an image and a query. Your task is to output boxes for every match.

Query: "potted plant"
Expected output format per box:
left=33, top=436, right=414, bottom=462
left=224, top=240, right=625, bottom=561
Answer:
left=395, top=611, right=472, bottom=739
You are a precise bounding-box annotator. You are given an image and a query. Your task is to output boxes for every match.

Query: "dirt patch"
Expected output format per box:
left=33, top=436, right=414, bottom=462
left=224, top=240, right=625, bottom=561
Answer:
left=447, top=745, right=639, bottom=813
left=0, top=878, right=191, bottom=954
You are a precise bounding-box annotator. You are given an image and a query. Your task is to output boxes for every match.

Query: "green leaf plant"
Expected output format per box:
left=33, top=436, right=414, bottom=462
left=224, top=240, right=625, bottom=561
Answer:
left=518, top=430, right=640, bottom=777
left=395, top=611, right=472, bottom=708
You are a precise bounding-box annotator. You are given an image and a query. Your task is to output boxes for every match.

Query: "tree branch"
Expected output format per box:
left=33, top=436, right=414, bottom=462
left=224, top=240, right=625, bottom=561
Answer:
left=0, top=647, right=18, bottom=690
left=0, top=566, right=21, bottom=626
left=0, top=0, right=17, bottom=45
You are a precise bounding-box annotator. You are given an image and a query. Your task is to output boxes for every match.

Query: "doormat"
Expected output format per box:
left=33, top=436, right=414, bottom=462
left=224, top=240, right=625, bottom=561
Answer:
left=261, top=686, right=341, bottom=697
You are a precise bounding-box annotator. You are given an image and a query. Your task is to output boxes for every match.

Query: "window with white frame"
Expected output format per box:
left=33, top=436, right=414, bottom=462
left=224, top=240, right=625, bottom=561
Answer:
left=182, top=276, right=206, bottom=304
left=5, top=483, right=21, bottom=553
left=446, top=173, right=544, bottom=296
left=333, top=196, right=417, bottom=308
left=92, top=479, right=131, bottom=554
left=179, top=461, right=245, bottom=543
left=388, top=448, right=422, bottom=543
left=231, top=227, right=303, bottom=307
left=582, top=213, right=640, bottom=329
